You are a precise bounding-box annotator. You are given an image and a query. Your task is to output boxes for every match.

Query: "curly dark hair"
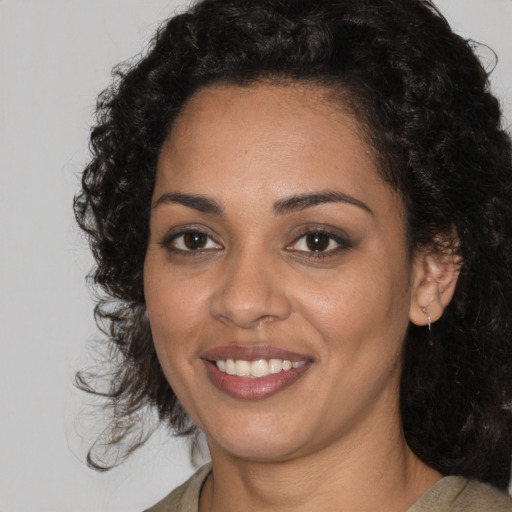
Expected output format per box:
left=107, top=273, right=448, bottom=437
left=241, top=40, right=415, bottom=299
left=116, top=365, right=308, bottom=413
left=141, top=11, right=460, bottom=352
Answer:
left=74, top=0, right=512, bottom=487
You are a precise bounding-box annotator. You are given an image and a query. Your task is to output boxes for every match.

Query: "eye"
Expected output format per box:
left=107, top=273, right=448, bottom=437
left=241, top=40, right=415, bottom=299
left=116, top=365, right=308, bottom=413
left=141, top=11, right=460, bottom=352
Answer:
left=162, top=229, right=222, bottom=253
left=288, top=230, right=349, bottom=254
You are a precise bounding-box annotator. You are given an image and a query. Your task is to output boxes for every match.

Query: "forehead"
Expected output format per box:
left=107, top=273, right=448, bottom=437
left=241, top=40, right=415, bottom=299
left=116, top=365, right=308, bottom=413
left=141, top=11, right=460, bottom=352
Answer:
left=154, top=82, right=405, bottom=230
left=169, top=82, right=367, bottom=151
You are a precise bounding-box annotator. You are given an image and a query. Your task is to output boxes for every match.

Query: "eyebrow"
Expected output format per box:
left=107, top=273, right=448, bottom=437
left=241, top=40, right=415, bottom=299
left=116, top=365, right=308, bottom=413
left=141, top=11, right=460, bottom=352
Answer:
left=273, top=190, right=373, bottom=215
left=152, top=189, right=372, bottom=216
left=153, top=192, right=223, bottom=215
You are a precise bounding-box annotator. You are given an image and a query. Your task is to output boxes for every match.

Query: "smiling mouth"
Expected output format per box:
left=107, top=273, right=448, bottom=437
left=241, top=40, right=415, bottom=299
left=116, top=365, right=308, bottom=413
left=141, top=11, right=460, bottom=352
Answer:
left=215, top=358, right=306, bottom=378
left=201, top=346, right=312, bottom=399
left=202, top=346, right=312, bottom=399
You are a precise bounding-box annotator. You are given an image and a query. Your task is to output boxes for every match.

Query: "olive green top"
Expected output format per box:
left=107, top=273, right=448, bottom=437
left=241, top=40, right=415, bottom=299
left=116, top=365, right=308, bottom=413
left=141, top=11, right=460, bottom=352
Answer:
left=145, top=463, right=512, bottom=512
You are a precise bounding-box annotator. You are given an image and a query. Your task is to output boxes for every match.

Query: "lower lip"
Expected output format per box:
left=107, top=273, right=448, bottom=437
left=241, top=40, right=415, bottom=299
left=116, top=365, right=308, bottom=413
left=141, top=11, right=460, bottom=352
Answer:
left=203, top=360, right=311, bottom=400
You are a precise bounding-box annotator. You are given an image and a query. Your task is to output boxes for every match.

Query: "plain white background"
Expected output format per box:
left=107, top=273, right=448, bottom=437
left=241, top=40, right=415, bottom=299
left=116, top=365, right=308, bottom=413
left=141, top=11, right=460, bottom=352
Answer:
left=1, top=1, right=511, bottom=511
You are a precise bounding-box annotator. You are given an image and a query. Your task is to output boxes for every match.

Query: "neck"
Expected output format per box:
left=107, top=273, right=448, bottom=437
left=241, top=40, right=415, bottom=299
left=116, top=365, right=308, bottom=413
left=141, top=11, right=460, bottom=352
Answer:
left=200, top=420, right=441, bottom=512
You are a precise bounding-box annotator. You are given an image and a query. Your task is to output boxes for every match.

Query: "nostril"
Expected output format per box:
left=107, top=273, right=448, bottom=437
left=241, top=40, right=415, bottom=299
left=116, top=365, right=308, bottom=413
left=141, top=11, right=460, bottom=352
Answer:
left=208, top=259, right=292, bottom=328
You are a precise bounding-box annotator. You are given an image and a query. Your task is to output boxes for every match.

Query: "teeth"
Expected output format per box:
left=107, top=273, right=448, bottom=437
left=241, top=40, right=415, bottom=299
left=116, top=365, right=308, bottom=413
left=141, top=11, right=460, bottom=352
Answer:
left=215, top=358, right=305, bottom=378
left=269, top=358, right=283, bottom=374
left=235, top=360, right=251, bottom=377
left=225, top=359, right=236, bottom=375
left=251, top=359, right=269, bottom=377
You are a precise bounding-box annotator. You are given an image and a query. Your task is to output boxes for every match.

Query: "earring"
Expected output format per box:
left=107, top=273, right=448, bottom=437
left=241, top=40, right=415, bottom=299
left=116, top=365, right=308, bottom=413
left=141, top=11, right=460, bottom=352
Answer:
left=422, top=308, right=433, bottom=348
left=421, top=307, right=431, bottom=331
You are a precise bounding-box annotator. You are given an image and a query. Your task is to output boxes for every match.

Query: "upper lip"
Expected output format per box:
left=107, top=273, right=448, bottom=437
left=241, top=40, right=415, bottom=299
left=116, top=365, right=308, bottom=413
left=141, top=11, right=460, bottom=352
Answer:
left=200, top=345, right=311, bottom=363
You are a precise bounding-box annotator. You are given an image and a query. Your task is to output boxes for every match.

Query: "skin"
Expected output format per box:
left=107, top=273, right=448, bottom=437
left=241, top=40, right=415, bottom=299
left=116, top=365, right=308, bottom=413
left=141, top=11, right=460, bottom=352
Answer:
left=144, top=83, right=458, bottom=512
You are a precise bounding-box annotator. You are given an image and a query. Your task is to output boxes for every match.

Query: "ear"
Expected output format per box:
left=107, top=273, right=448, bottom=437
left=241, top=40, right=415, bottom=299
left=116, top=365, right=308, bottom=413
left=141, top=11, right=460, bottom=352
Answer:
left=409, top=244, right=461, bottom=327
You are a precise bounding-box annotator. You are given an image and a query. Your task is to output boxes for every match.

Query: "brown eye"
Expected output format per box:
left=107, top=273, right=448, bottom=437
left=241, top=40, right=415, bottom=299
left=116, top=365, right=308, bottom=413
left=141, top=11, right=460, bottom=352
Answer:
left=163, top=230, right=222, bottom=253
left=287, top=229, right=350, bottom=256
left=305, top=232, right=330, bottom=252
left=183, top=231, right=208, bottom=250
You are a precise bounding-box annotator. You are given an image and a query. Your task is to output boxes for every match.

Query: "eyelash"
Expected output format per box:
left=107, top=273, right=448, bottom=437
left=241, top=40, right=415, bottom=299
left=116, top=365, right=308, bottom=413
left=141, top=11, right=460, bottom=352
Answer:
left=160, top=228, right=352, bottom=259
left=287, top=229, right=352, bottom=259
left=160, top=229, right=222, bottom=256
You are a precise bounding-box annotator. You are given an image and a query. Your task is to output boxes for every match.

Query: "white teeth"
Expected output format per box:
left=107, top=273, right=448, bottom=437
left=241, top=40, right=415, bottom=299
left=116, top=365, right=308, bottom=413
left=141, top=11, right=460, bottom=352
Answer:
left=215, top=358, right=305, bottom=378
left=235, top=359, right=251, bottom=377
left=251, top=359, right=269, bottom=377
left=225, top=359, right=236, bottom=375
left=269, top=358, right=283, bottom=374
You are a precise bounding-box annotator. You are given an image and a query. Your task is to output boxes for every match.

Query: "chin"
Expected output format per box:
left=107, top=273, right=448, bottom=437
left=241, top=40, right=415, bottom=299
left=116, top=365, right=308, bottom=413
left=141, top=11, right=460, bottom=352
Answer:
left=211, top=436, right=305, bottom=463
left=204, top=414, right=318, bottom=463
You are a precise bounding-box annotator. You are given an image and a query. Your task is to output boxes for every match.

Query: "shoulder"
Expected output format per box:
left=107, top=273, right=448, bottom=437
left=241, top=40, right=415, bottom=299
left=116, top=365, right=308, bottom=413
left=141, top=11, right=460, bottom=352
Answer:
left=143, top=463, right=212, bottom=512
left=409, top=476, right=512, bottom=512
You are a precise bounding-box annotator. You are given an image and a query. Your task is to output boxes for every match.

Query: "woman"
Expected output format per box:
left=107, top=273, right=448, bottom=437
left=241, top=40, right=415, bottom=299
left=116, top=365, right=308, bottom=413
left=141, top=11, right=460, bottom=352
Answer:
left=74, top=0, right=512, bottom=510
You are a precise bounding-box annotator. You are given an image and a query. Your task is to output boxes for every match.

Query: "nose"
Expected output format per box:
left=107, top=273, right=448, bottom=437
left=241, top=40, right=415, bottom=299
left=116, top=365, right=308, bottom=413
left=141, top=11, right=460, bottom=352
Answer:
left=209, top=249, right=292, bottom=329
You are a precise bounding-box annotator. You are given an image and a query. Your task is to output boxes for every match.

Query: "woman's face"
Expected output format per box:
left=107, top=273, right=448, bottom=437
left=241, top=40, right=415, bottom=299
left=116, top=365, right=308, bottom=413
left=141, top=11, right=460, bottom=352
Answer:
left=144, top=83, right=424, bottom=462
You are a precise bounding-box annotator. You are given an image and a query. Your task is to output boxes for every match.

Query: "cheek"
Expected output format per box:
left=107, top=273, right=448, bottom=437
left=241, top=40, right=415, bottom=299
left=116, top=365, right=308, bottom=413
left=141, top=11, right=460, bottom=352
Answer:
left=143, top=257, right=211, bottom=366
left=143, top=271, right=209, bottom=412
left=148, top=284, right=203, bottom=332
left=295, top=259, right=411, bottom=355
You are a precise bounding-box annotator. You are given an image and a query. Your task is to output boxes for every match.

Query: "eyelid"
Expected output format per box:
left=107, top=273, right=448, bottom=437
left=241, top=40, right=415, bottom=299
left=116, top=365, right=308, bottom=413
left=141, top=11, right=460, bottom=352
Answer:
left=286, top=227, right=352, bottom=255
left=158, top=224, right=352, bottom=259
left=159, top=226, right=223, bottom=254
